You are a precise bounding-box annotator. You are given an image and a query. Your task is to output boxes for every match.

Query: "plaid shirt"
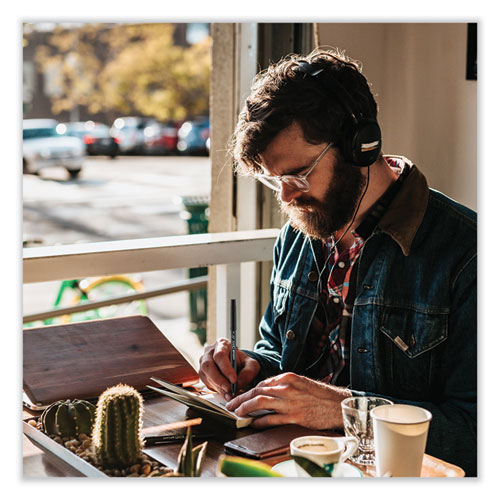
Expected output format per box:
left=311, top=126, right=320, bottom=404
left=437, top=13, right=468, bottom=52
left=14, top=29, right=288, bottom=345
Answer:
left=302, top=157, right=410, bottom=386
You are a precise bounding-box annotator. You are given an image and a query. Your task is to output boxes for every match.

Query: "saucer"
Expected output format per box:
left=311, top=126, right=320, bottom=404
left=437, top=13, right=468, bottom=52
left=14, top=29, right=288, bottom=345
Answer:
left=271, top=460, right=363, bottom=478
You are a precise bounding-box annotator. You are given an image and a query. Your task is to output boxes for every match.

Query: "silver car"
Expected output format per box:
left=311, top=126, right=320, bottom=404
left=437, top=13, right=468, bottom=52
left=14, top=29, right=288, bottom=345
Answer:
left=110, top=116, right=156, bottom=154
left=23, top=119, right=86, bottom=178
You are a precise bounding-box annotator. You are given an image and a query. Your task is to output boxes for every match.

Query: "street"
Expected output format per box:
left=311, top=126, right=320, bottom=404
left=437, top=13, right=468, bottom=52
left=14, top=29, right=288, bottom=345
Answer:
left=23, top=155, right=211, bottom=365
left=23, top=155, right=211, bottom=245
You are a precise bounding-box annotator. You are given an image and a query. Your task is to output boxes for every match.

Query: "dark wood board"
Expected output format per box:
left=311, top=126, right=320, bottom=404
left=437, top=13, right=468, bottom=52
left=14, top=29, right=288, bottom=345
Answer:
left=23, top=315, right=199, bottom=406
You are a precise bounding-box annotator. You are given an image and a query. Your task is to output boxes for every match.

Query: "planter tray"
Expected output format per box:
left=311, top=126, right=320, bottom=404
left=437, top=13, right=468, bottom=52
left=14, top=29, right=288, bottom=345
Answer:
left=23, top=419, right=107, bottom=477
left=23, top=418, right=169, bottom=478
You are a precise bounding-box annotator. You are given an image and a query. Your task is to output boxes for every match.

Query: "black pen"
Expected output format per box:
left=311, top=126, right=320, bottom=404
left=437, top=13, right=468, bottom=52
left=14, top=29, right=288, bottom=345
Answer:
left=230, top=299, right=237, bottom=397
left=144, top=433, right=215, bottom=447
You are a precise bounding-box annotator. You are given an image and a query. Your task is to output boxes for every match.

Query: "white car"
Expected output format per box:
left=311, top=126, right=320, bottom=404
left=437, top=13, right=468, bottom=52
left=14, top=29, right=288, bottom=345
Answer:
left=110, top=116, right=156, bottom=154
left=23, top=119, right=86, bottom=178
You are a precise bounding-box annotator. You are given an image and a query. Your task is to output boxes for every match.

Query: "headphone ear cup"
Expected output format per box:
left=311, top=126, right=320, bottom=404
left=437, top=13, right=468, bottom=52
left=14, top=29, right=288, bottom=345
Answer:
left=349, top=120, right=382, bottom=167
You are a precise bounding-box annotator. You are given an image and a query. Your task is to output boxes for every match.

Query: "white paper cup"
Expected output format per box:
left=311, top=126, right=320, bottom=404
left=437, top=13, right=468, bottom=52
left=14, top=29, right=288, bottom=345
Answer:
left=371, top=404, right=432, bottom=477
left=290, top=435, right=359, bottom=477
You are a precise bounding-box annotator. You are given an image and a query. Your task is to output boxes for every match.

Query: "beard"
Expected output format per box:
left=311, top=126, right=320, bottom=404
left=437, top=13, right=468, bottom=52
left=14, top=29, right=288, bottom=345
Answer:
left=278, top=157, right=366, bottom=241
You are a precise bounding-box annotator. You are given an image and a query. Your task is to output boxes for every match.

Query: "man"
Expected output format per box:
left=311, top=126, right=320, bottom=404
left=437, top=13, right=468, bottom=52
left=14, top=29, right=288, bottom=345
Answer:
left=198, top=49, right=477, bottom=476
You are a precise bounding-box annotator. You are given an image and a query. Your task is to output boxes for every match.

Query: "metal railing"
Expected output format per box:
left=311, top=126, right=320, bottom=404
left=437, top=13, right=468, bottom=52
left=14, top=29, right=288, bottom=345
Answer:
left=22, top=276, right=208, bottom=324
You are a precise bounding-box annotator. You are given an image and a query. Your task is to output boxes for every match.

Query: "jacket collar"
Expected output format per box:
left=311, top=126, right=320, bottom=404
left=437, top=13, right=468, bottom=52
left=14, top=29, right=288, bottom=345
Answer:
left=377, top=156, right=429, bottom=256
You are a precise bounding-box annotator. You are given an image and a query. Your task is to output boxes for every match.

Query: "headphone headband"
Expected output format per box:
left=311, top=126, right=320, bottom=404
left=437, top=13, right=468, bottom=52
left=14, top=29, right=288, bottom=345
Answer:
left=295, top=60, right=382, bottom=167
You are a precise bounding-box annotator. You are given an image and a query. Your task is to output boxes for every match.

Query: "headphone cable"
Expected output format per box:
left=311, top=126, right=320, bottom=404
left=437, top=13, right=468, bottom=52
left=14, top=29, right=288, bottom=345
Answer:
left=316, top=165, right=370, bottom=296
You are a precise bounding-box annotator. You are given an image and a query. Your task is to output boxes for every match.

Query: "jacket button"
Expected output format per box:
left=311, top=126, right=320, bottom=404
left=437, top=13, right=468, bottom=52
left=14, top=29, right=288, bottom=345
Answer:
left=357, top=346, right=370, bottom=354
left=307, top=271, right=319, bottom=282
left=286, top=330, right=296, bottom=341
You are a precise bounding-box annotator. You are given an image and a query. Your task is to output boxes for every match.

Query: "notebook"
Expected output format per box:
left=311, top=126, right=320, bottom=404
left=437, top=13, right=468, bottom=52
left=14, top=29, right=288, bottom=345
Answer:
left=147, top=376, right=273, bottom=429
left=23, top=315, right=199, bottom=409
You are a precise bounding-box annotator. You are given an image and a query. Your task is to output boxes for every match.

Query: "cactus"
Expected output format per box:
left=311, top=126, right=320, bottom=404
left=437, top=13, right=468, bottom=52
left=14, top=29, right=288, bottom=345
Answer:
left=91, top=384, right=145, bottom=468
left=175, top=426, right=208, bottom=477
left=41, top=399, right=96, bottom=438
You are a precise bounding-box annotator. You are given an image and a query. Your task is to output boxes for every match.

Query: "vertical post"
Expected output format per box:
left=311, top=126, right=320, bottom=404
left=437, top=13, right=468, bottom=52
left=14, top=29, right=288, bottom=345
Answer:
left=208, top=23, right=238, bottom=344
left=235, top=23, right=259, bottom=351
left=215, top=263, right=241, bottom=343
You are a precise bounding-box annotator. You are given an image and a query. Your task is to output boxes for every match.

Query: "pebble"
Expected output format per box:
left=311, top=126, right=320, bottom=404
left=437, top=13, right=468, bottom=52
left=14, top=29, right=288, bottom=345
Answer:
left=40, top=430, right=173, bottom=477
left=81, top=439, right=92, bottom=450
left=129, top=464, right=141, bottom=474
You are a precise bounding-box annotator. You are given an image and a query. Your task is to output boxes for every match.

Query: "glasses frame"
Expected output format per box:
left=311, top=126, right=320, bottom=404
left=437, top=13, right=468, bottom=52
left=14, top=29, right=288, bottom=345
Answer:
left=254, top=142, right=333, bottom=192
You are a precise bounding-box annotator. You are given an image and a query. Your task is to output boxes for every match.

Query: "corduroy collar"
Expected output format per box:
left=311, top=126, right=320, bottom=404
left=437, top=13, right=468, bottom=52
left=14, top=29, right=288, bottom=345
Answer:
left=376, top=155, right=429, bottom=256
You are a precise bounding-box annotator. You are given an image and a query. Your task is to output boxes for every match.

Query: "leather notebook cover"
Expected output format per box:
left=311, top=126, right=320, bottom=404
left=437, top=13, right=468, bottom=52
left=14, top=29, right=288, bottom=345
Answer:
left=223, top=424, right=335, bottom=459
left=23, top=315, right=199, bottom=407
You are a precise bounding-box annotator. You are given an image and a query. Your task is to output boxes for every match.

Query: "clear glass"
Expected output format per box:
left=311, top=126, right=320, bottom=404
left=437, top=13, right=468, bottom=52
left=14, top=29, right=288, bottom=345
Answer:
left=341, top=396, right=394, bottom=465
left=254, top=142, right=332, bottom=192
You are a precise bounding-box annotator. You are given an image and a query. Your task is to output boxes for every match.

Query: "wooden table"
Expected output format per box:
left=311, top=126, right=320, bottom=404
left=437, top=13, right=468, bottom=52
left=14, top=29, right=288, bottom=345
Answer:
left=23, top=395, right=261, bottom=477
left=22, top=395, right=464, bottom=478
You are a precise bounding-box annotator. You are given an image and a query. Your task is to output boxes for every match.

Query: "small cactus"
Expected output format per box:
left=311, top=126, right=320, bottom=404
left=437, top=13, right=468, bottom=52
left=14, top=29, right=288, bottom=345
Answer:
left=41, top=399, right=96, bottom=438
left=176, top=426, right=208, bottom=477
left=91, top=384, right=145, bottom=468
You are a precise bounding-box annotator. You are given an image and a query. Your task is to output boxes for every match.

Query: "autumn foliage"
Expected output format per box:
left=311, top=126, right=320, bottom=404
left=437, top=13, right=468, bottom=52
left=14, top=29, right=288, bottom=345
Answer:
left=27, top=23, right=211, bottom=122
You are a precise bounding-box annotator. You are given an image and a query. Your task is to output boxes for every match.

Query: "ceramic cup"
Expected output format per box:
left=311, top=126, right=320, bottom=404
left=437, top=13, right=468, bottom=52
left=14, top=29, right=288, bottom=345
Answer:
left=371, top=404, right=432, bottom=477
left=290, top=435, right=359, bottom=477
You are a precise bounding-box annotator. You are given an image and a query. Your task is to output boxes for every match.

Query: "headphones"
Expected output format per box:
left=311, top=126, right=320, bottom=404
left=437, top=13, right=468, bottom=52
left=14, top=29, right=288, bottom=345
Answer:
left=296, top=60, right=382, bottom=167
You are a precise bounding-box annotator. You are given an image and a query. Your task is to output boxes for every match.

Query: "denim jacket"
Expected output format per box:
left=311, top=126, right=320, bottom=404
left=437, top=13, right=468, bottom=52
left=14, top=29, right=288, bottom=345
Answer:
left=244, top=162, right=477, bottom=476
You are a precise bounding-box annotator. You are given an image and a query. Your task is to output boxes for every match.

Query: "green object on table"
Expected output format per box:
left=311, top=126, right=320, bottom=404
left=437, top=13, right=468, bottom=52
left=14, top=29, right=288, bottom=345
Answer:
left=290, top=455, right=332, bottom=477
left=41, top=399, right=96, bottom=438
left=91, top=384, right=145, bottom=468
left=218, top=455, right=283, bottom=477
left=176, top=426, right=208, bottom=477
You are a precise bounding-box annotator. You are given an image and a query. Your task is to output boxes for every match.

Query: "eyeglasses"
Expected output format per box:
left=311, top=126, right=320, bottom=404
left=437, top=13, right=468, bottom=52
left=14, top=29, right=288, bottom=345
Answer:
left=254, top=142, right=333, bottom=192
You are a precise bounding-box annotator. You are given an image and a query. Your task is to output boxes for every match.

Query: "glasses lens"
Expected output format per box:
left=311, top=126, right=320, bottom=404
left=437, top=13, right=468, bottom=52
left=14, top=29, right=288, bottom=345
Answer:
left=255, top=174, right=310, bottom=192
left=282, top=176, right=310, bottom=192
left=256, top=175, right=281, bottom=191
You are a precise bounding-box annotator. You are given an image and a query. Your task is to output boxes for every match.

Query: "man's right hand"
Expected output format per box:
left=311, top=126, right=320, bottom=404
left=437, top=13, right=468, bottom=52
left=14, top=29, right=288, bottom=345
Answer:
left=198, top=339, right=260, bottom=400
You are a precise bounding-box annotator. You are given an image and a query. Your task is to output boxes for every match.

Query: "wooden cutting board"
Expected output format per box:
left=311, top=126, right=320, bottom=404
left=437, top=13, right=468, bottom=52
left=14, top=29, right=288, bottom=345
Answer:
left=23, top=315, right=199, bottom=407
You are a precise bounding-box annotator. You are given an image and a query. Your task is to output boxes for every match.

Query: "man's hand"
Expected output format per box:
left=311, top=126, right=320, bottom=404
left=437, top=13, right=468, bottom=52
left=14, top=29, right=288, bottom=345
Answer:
left=225, top=372, right=351, bottom=429
left=198, top=339, right=260, bottom=400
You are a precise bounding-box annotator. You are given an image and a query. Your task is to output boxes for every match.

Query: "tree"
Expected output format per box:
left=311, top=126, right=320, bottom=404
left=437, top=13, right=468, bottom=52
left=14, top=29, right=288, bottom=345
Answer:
left=29, top=23, right=211, bottom=121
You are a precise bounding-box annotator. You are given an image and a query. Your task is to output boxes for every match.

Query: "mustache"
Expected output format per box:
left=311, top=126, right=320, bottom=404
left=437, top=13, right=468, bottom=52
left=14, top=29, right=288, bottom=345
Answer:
left=286, top=197, right=321, bottom=210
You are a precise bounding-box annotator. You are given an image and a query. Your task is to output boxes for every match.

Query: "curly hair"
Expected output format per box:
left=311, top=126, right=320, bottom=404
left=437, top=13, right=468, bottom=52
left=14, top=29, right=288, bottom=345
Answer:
left=229, top=48, right=379, bottom=175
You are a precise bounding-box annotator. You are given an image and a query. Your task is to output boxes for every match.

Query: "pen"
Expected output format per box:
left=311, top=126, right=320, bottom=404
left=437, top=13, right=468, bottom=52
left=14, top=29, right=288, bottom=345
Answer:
left=144, top=433, right=215, bottom=447
left=230, top=298, right=237, bottom=397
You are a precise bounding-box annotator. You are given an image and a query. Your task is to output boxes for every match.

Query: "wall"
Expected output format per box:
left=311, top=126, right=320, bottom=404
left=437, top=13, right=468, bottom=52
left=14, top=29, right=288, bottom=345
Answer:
left=318, top=23, right=477, bottom=210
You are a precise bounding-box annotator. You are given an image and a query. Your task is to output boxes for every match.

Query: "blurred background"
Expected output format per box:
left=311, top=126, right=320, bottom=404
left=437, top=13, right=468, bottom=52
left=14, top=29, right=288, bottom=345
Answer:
left=22, top=22, right=212, bottom=364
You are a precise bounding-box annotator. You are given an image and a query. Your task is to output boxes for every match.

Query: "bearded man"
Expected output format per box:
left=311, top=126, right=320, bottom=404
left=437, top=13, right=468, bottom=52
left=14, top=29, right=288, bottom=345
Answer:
left=198, top=49, right=477, bottom=476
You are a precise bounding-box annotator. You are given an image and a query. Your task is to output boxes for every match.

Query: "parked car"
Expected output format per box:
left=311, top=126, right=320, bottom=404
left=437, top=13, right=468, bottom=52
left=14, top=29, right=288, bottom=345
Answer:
left=176, top=117, right=210, bottom=156
left=144, top=121, right=181, bottom=155
left=62, top=121, right=120, bottom=158
left=110, top=116, right=157, bottom=154
left=22, top=119, right=86, bottom=178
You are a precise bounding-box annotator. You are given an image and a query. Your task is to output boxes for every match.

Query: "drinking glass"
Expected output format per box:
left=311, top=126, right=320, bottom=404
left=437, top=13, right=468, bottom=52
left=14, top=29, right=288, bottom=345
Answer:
left=341, top=396, right=393, bottom=465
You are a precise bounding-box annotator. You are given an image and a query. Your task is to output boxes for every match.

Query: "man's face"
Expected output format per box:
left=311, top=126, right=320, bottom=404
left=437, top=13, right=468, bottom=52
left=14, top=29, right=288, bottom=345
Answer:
left=259, top=122, right=366, bottom=240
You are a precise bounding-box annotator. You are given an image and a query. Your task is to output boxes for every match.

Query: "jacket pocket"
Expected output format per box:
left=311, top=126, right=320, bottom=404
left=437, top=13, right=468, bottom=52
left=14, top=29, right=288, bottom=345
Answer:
left=380, top=306, right=448, bottom=397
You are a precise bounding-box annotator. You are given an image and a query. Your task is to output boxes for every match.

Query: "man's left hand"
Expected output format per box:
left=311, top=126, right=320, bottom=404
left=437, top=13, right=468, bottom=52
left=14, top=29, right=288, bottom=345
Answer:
left=225, top=372, right=351, bottom=429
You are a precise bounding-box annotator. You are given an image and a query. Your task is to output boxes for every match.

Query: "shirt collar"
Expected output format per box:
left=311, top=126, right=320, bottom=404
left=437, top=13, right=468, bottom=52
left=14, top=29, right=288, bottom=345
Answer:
left=376, top=155, right=429, bottom=256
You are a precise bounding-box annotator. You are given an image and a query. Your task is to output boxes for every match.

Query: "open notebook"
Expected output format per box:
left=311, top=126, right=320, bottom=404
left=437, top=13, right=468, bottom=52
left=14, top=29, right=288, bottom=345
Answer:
left=148, top=376, right=271, bottom=429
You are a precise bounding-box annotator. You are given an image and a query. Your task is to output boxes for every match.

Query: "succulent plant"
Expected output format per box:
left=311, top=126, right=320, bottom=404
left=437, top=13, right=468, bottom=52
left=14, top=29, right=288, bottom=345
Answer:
left=91, top=384, right=145, bottom=468
left=175, top=426, right=208, bottom=477
left=41, top=399, right=96, bottom=438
